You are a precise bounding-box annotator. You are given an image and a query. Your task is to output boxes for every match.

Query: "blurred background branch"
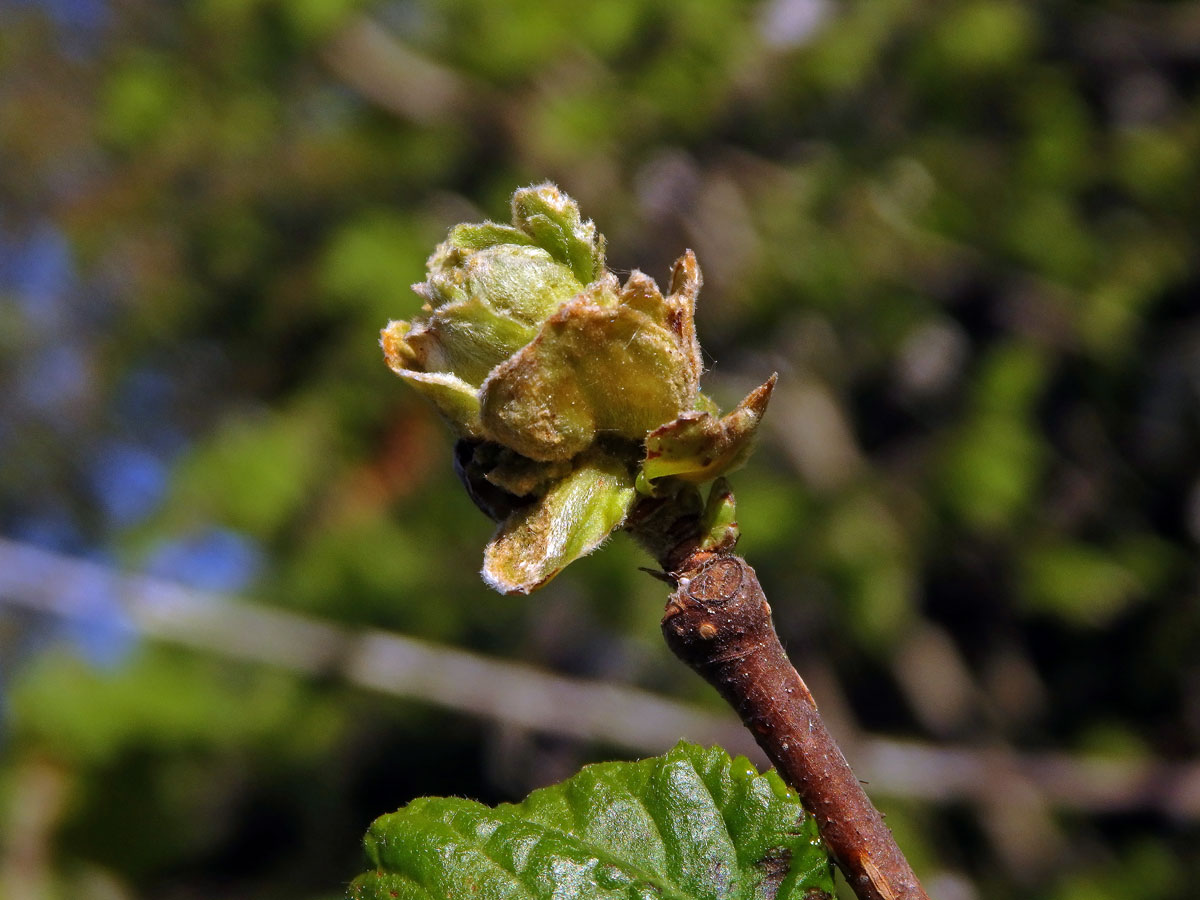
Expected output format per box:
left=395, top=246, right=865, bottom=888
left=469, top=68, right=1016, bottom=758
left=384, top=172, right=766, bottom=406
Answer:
left=0, top=538, right=748, bottom=756
left=3, top=537, right=1198, bottom=821
left=319, top=16, right=481, bottom=126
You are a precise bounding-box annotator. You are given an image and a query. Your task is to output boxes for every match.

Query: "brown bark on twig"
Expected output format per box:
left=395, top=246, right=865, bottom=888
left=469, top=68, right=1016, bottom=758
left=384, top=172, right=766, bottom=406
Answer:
left=661, top=552, right=929, bottom=900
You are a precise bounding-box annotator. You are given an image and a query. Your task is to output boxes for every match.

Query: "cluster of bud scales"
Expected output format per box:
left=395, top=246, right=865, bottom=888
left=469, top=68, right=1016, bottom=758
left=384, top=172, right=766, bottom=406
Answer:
left=383, top=184, right=774, bottom=593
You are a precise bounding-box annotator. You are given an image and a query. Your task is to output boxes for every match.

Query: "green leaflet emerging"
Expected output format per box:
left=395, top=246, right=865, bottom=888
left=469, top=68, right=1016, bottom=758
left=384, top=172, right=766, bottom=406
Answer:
left=348, top=742, right=834, bottom=900
left=482, top=451, right=637, bottom=594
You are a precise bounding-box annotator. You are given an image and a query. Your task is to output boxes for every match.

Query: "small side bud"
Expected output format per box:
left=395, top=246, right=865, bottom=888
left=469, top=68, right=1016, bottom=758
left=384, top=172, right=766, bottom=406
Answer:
left=638, top=375, right=777, bottom=493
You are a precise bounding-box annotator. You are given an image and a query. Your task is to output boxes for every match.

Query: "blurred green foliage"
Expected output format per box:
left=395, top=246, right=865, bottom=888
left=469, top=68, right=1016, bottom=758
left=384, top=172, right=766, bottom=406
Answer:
left=1, top=0, right=1198, bottom=898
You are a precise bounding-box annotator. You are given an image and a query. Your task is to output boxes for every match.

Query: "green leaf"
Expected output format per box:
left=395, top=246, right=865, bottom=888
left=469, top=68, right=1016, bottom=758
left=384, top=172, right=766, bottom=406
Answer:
left=482, top=451, right=637, bottom=594
left=1020, top=541, right=1145, bottom=627
left=165, top=406, right=329, bottom=537
left=511, top=182, right=606, bottom=284
left=448, top=222, right=538, bottom=252
left=348, top=742, right=834, bottom=900
left=413, top=296, right=541, bottom=385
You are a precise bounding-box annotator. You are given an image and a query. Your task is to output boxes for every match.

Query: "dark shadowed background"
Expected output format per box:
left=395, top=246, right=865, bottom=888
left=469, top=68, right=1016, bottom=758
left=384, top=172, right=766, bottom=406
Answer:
left=1, top=1, right=1198, bottom=898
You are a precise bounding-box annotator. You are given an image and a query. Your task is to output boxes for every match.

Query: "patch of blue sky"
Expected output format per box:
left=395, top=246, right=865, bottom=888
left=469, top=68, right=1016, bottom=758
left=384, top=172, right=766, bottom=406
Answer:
left=3, top=0, right=109, bottom=58
left=18, top=343, right=91, bottom=416
left=112, top=366, right=190, bottom=454
left=0, top=221, right=75, bottom=332
left=5, top=0, right=107, bottom=29
left=145, top=528, right=263, bottom=595
left=90, top=442, right=170, bottom=528
left=9, top=508, right=86, bottom=555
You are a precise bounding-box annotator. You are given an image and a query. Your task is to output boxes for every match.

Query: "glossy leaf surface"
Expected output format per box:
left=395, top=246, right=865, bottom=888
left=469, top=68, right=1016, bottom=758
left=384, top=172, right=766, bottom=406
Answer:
left=349, top=742, right=834, bottom=900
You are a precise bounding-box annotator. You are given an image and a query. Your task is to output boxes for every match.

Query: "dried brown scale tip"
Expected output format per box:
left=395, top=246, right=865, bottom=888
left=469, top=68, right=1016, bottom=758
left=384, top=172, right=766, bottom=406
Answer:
left=662, top=554, right=930, bottom=900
